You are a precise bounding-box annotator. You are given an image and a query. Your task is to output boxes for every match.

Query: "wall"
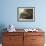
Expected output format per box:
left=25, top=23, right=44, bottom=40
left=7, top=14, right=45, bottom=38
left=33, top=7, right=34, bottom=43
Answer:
left=0, top=0, right=46, bottom=30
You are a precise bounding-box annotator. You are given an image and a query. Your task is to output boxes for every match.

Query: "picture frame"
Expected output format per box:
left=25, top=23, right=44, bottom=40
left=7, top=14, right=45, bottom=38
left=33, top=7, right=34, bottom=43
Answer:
left=17, top=7, right=35, bottom=22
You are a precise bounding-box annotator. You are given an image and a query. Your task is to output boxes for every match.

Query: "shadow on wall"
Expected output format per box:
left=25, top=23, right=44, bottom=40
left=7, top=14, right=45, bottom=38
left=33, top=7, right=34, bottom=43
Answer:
left=0, top=24, right=7, bottom=43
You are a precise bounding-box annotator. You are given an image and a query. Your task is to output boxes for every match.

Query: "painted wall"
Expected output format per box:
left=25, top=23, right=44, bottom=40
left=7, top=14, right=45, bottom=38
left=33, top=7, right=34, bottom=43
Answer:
left=0, top=0, right=46, bottom=30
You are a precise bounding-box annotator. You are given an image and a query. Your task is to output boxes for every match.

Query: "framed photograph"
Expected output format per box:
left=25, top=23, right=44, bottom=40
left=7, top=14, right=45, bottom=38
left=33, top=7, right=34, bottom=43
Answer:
left=17, top=7, right=35, bottom=22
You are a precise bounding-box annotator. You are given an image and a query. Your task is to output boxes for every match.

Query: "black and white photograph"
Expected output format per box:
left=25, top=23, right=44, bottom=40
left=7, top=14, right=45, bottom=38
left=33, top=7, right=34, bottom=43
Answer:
left=17, top=7, right=35, bottom=22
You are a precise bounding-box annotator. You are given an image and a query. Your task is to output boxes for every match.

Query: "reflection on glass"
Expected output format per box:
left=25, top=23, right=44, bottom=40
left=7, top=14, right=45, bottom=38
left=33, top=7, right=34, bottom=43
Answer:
left=19, top=9, right=33, bottom=19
